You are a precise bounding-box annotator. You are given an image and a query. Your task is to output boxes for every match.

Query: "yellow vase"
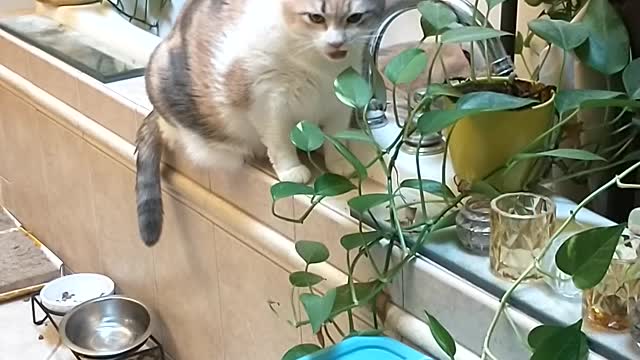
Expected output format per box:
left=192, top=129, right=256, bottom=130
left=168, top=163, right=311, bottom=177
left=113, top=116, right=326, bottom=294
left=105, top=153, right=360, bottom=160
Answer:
left=447, top=79, right=556, bottom=193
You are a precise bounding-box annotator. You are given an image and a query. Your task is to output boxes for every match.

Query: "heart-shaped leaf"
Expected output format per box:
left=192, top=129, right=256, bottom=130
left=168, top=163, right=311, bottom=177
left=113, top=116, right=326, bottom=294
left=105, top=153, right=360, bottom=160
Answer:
left=334, top=67, right=372, bottom=109
left=529, top=320, right=588, bottom=360
left=384, top=48, right=428, bottom=85
left=554, top=90, right=625, bottom=114
left=282, top=344, right=322, bottom=360
left=425, top=311, right=456, bottom=360
left=417, top=1, right=458, bottom=34
left=300, top=289, right=337, bottom=334
left=331, top=281, right=380, bottom=316
left=441, top=26, right=510, bottom=44
left=400, top=179, right=455, bottom=199
left=348, top=194, right=392, bottom=213
left=528, top=19, right=589, bottom=51
left=332, top=130, right=376, bottom=144
left=417, top=109, right=477, bottom=135
left=515, top=31, right=524, bottom=55
left=271, top=182, right=315, bottom=201
left=313, top=173, right=356, bottom=197
left=289, top=271, right=324, bottom=288
left=623, top=58, right=640, bottom=100
left=556, top=224, right=625, bottom=289
left=290, top=121, right=324, bottom=152
left=457, top=92, right=538, bottom=111
left=574, top=0, right=630, bottom=75
left=513, top=149, right=606, bottom=162
left=324, top=135, right=368, bottom=179
left=296, top=240, right=330, bottom=265
left=340, top=231, right=383, bottom=251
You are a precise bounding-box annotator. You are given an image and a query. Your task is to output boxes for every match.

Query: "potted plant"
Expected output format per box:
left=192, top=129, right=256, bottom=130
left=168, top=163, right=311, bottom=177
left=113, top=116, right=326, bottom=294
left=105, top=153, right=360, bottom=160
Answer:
left=269, top=1, right=640, bottom=359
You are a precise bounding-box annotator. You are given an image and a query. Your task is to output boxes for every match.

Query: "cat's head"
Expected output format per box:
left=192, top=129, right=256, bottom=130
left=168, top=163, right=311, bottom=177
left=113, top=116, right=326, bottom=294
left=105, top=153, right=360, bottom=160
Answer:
left=281, top=0, right=385, bottom=62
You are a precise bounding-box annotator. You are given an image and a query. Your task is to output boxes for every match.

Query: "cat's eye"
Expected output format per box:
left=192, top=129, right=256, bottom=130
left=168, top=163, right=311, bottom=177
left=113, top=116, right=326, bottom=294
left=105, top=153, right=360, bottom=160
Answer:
left=346, top=13, right=364, bottom=24
left=308, top=13, right=326, bottom=24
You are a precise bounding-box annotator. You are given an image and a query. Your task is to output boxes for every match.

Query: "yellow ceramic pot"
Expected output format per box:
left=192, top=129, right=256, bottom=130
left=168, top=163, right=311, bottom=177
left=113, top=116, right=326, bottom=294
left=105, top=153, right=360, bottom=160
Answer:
left=447, top=78, right=556, bottom=193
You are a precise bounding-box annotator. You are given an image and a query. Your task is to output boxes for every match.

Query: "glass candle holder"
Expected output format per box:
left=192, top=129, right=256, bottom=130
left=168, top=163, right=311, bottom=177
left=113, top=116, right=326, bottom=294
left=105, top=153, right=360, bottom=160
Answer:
left=583, top=257, right=640, bottom=331
left=538, top=231, right=581, bottom=299
left=490, top=192, right=556, bottom=281
left=456, top=197, right=491, bottom=255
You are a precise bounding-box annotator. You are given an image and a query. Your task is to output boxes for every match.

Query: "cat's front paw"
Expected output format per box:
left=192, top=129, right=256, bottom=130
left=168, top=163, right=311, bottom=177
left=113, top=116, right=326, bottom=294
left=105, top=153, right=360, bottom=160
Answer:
left=277, top=164, right=312, bottom=184
left=325, top=157, right=354, bottom=177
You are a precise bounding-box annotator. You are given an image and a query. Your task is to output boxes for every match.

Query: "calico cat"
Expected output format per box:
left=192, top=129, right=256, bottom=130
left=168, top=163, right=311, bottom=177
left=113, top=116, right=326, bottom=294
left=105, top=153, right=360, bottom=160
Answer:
left=136, top=0, right=389, bottom=246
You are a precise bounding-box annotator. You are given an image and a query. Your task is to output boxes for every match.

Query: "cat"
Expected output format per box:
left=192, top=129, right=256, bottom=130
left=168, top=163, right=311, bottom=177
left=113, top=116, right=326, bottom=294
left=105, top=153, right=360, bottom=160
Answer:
left=136, top=0, right=390, bottom=246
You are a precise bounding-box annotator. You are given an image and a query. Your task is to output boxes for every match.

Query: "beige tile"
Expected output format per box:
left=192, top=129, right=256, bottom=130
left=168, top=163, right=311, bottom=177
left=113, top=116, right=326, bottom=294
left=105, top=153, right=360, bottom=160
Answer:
left=25, top=52, right=78, bottom=108
left=106, top=76, right=153, bottom=110
left=86, top=145, right=159, bottom=329
left=39, top=118, right=99, bottom=273
left=0, top=34, right=29, bottom=78
left=210, top=166, right=295, bottom=239
left=153, top=195, right=224, bottom=360
left=215, top=227, right=301, bottom=360
left=75, top=75, right=138, bottom=143
left=0, top=89, right=52, bottom=246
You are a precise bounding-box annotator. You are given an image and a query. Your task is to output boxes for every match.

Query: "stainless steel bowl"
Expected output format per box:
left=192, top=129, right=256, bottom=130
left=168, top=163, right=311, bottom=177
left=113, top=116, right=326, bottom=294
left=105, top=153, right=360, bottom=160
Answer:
left=59, top=295, right=153, bottom=358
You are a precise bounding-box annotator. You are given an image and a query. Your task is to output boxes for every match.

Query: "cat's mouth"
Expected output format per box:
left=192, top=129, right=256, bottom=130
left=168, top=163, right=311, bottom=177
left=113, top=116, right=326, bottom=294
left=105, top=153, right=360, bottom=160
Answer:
left=326, top=50, right=348, bottom=60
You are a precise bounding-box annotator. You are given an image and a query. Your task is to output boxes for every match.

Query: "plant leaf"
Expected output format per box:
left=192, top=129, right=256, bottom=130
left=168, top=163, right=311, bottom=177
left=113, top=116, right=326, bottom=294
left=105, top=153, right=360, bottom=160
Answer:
left=623, top=58, right=640, bottom=100
left=469, top=181, right=501, bottom=199
left=345, top=329, right=384, bottom=338
left=556, top=224, right=625, bottom=289
left=333, top=130, right=376, bottom=144
left=289, top=271, right=324, bottom=288
left=400, top=179, right=455, bottom=199
left=334, top=67, right=372, bottom=109
left=486, top=0, right=508, bottom=10
left=425, top=311, right=456, bottom=359
left=529, top=320, right=588, bottom=360
left=417, top=1, right=458, bottom=33
left=348, top=194, right=392, bottom=213
left=296, top=240, right=330, bottom=265
left=513, top=149, right=606, bottom=162
left=441, top=26, right=510, bottom=44
left=514, top=31, right=524, bottom=55
left=574, top=0, right=630, bottom=75
left=313, top=173, right=356, bottom=197
left=300, top=289, right=337, bottom=334
left=331, top=281, right=381, bottom=316
left=271, top=182, right=315, bottom=201
left=417, top=109, right=477, bottom=135
left=426, top=83, right=463, bottom=98
left=431, top=210, right=459, bottom=232
left=290, top=121, right=324, bottom=152
left=282, top=344, right=322, bottom=360
left=324, top=136, right=368, bottom=180
left=528, top=19, right=589, bottom=51
left=340, top=231, right=383, bottom=251
left=457, top=92, right=538, bottom=111
left=554, top=90, right=625, bottom=114
left=384, top=48, right=428, bottom=85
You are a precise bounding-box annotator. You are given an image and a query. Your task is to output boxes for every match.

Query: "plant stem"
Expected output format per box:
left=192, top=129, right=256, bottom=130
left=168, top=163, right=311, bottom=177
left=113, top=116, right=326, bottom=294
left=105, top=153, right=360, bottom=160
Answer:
left=427, top=42, right=443, bottom=85
left=480, top=160, right=640, bottom=359
left=521, top=109, right=580, bottom=154
left=534, top=44, right=552, bottom=81
left=470, top=0, right=480, bottom=81
left=558, top=50, right=566, bottom=90
left=416, top=135, right=429, bottom=223
left=392, top=86, right=402, bottom=127
left=518, top=54, right=533, bottom=79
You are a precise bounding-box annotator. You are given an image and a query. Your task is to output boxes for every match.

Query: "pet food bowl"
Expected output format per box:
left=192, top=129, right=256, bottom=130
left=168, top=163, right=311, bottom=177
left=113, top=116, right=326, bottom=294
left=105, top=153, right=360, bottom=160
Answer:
left=59, top=295, right=153, bottom=358
left=40, top=273, right=115, bottom=314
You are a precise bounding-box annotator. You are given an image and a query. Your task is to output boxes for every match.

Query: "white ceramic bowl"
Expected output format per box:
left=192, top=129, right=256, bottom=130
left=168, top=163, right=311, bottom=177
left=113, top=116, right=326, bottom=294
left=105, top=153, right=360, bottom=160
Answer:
left=40, top=273, right=115, bottom=314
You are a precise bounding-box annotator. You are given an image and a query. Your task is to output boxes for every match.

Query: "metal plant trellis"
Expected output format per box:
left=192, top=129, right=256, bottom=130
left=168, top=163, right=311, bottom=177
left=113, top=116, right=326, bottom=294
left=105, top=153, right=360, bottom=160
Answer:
left=104, top=0, right=169, bottom=35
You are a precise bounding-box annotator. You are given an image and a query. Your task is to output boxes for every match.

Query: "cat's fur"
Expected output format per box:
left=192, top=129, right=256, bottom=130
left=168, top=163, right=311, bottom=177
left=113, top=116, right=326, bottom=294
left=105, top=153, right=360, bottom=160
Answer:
left=136, top=0, right=389, bottom=246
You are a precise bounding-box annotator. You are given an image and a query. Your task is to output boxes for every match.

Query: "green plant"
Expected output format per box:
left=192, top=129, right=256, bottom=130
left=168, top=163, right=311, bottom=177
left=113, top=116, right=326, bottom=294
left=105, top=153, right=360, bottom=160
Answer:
left=270, top=1, right=640, bottom=359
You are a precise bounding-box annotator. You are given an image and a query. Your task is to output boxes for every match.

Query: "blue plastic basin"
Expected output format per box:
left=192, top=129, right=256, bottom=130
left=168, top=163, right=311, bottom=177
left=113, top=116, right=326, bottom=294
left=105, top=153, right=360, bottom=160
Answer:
left=298, top=336, right=431, bottom=360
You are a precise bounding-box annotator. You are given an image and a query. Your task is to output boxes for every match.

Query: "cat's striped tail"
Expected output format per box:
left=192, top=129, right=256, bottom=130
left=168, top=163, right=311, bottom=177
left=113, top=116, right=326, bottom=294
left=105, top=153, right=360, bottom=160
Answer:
left=135, top=110, right=164, bottom=246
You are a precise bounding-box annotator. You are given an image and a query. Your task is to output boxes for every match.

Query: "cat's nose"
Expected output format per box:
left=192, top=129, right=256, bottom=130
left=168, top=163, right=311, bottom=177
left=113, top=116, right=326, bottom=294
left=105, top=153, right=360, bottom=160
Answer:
left=328, top=40, right=345, bottom=49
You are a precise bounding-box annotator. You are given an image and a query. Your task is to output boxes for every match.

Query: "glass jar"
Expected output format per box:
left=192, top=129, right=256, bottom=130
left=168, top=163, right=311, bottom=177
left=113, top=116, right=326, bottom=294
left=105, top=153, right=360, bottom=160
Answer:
left=456, top=197, right=491, bottom=254
left=490, top=192, right=556, bottom=281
